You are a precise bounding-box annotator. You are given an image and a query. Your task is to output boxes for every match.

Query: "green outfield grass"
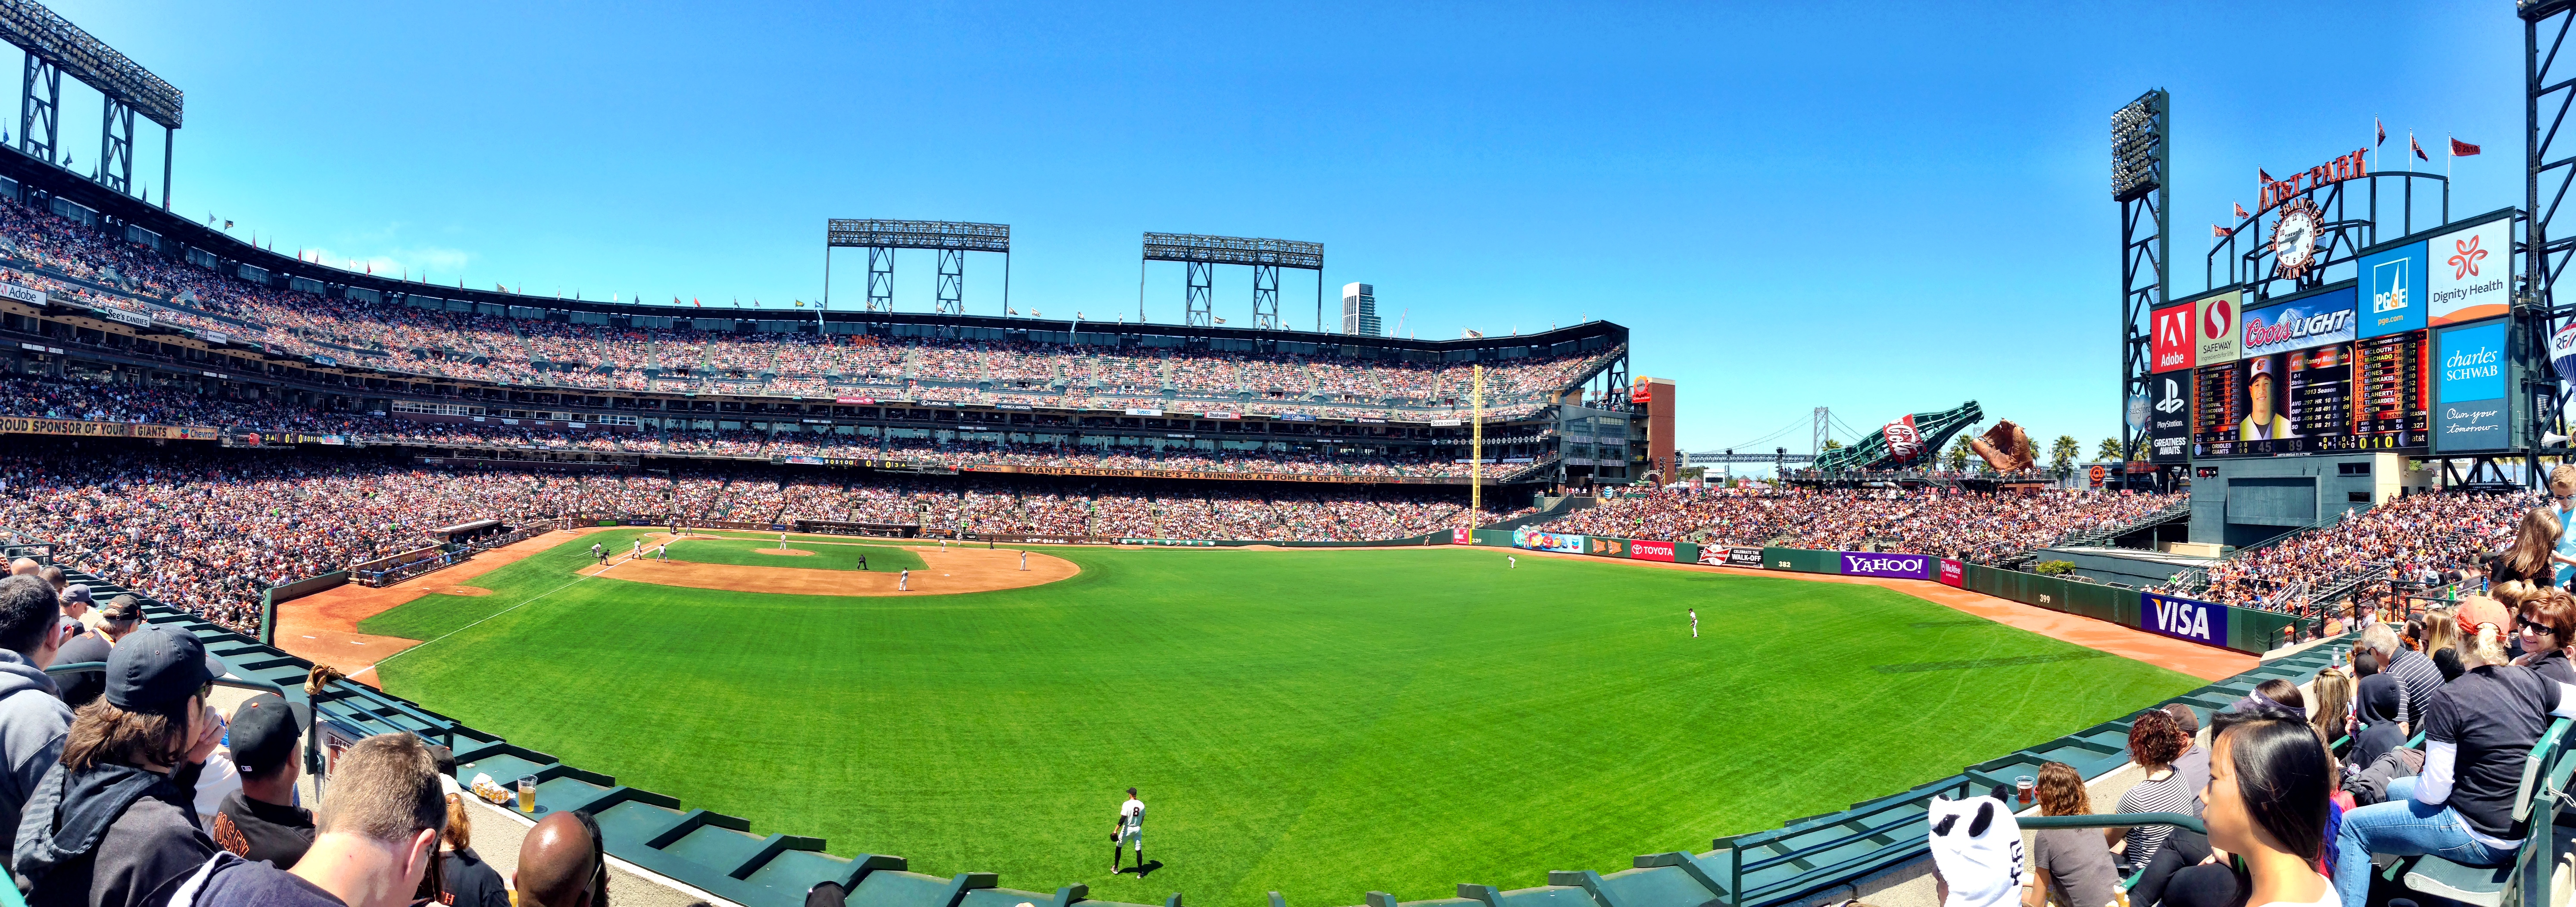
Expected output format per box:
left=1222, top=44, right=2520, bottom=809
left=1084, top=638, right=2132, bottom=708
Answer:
left=364, top=531, right=2203, bottom=907
left=658, top=536, right=926, bottom=572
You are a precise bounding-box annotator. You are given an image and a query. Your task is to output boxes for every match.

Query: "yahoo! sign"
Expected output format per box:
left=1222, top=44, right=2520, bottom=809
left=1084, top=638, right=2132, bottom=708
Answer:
left=1840, top=552, right=1931, bottom=579
left=2140, top=592, right=2229, bottom=646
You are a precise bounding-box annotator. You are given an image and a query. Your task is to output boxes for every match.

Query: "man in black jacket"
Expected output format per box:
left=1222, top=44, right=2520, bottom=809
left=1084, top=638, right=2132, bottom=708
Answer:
left=13, top=624, right=224, bottom=907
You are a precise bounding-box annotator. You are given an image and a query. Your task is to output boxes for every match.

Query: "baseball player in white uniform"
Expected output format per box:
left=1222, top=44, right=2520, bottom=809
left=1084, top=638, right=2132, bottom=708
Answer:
left=655, top=543, right=668, bottom=561
left=1111, top=788, right=1145, bottom=873
left=1690, top=608, right=1698, bottom=638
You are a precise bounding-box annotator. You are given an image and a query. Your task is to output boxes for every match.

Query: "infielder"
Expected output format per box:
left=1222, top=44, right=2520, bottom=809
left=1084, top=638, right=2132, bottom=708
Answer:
left=898, top=568, right=909, bottom=591
left=1110, top=788, right=1145, bottom=873
left=632, top=538, right=642, bottom=560
left=1019, top=550, right=1028, bottom=571
left=655, top=543, right=668, bottom=561
left=590, top=542, right=605, bottom=564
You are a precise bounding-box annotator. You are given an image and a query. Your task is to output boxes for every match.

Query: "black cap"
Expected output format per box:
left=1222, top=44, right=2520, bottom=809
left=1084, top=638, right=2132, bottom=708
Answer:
left=105, top=626, right=223, bottom=710
left=228, top=692, right=299, bottom=774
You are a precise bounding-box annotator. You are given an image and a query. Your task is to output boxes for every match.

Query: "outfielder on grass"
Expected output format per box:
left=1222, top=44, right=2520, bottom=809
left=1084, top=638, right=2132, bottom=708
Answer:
left=1110, top=788, right=1144, bottom=873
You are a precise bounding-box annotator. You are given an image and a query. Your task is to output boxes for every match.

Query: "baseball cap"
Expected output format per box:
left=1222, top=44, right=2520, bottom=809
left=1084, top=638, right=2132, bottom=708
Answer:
left=228, top=692, right=300, bottom=775
left=2458, top=597, right=2513, bottom=638
left=60, top=584, right=91, bottom=607
left=105, top=625, right=225, bottom=710
left=2249, top=358, right=2274, bottom=379
left=98, top=595, right=140, bottom=624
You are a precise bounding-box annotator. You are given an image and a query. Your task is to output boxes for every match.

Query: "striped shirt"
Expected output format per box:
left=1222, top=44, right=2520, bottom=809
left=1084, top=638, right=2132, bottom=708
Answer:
left=2114, top=773, right=2195, bottom=873
left=2384, top=647, right=2446, bottom=729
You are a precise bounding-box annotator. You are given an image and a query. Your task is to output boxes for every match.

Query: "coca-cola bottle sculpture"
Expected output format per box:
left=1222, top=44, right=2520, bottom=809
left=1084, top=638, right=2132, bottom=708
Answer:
left=1811, top=400, right=1985, bottom=473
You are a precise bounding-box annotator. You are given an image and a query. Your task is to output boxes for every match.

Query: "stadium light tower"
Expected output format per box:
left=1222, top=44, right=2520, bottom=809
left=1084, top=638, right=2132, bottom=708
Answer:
left=824, top=220, right=1010, bottom=316
left=2112, top=89, right=2167, bottom=486
left=0, top=0, right=185, bottom=206
left=1141, top=233, right=1323, bottom=329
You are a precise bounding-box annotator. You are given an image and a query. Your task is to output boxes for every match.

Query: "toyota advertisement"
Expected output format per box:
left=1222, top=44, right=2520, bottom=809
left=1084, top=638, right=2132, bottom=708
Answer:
left=1628, top=540, right=1676, bottom=562
left=1840, top=552, right=1932, bottom=579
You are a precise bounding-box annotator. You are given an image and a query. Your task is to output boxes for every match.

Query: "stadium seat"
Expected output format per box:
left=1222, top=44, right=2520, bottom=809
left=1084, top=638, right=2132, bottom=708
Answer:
left=2386, top=718, right=2574, bottom=907
left=1459, top=881, right=1600, bottom=907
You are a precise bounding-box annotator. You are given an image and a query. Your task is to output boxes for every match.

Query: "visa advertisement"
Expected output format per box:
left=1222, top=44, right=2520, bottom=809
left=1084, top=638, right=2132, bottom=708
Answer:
left=2239, top=287, right=2357, bottom=357
left=1840, top=552, right=1932, bottom=579
left=2140, top=592, right=2229, bottom=647
left=2428, top=217, right=2512, bottom=326
left=2359, top=240, right=2427, bottom=337
left=2192, top=288, right=2244, bottom=366
left=2435, top=319, right=2512, bottom=453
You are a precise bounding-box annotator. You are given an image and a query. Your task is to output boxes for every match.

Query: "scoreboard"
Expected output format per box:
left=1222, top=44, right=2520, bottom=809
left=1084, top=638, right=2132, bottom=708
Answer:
left=2175, top=281, right=2432, bottom=459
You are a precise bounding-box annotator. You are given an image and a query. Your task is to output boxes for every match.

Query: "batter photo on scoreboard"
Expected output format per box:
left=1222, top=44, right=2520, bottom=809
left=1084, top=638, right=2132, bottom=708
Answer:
left=2237, top=354, right=2295, bottom=442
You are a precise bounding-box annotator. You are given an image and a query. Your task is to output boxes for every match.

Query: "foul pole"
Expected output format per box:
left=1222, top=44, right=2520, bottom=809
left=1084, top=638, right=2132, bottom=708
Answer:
left=1471, top=365, right=1484, bottom=514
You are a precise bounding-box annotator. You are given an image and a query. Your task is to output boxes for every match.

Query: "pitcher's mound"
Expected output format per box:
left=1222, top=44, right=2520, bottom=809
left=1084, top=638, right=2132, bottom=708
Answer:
left=754, top=548, right=816, bottom=557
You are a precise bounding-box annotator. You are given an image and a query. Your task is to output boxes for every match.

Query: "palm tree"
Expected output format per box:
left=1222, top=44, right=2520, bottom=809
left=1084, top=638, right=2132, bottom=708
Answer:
left=1947, top=434, right=1974, bottom=472
left=2096, top=437, right=2125, bottom=463
left=2049, top=435, right=2081, bottom=474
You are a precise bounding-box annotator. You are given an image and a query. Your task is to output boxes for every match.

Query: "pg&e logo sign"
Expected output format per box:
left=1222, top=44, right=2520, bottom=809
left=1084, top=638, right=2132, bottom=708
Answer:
left=2141, top=592, right=2229, bottom=645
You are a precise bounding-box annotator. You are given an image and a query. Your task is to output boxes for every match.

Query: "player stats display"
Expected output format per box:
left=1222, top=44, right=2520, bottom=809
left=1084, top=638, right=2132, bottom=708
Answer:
left=2189, top=282, right=2428, bottom=458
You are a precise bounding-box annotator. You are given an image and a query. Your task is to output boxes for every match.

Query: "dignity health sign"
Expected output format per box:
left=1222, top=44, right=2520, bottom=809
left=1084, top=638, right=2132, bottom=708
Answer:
left=1840, top=552, right=1932, bottom=579
left=2139, top=592, right=2229, bottom=646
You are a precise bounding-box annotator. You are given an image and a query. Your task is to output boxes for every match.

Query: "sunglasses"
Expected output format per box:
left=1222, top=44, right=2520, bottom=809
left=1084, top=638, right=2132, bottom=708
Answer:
left=2520, top=618, right=2560, bottom=637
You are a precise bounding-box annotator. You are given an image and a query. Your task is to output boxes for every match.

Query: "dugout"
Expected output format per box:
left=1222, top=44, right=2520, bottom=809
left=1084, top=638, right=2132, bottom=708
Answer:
left=430, top=518, right=505, bottom=544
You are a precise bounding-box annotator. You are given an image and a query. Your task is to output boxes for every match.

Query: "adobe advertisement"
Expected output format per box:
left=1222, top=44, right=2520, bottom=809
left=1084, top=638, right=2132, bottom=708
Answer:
left=2428, top=217, right=2511, bottom=326
left=2192, top=288, right=2243, bottom=366
left=1839, top=552, right=1931, bottom=579
left=2359, top=240, right=2427, bottom=337
left=2151, top=302, right=2194, bottom=372
left=2435, top=319, right=2512, bottom=453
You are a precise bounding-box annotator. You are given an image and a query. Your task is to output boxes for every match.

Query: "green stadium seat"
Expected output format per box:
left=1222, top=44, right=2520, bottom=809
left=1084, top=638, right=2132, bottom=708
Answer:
left=2397, top=857, right=2513, bottom=907
left=1393, top=896, right=1484, bottom=907
left=958, top=884, right=1058, bottom=907
left=2385, top=718, right=2572, bottom=907
left=1464, top=881, right=1600, bottom=907
left=846, top=871, right=995, bottom=907
left=1582, top=864, right=1720, bottom=907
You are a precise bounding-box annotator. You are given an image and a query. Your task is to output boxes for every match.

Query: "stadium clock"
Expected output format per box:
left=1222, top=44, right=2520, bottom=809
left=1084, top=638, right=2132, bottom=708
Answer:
left=2270, top=198, right=2323, bottom=280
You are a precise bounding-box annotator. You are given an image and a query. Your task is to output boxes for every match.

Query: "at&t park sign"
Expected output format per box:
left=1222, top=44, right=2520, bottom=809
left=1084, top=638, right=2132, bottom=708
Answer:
left=2258, top=148, right=2370, bottom=210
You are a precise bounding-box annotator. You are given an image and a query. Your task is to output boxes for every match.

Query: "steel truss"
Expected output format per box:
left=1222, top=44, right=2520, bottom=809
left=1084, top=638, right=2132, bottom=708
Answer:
left=2528, top=0, right=2576, bottom=478
left=2117, top=90, right=2168, bottom=480
left=17, top=52, right=50, bottom=163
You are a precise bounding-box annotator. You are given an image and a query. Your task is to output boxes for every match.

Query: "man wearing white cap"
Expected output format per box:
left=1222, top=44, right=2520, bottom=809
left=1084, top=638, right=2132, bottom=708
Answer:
left=2238, top=357, right=2295, bottom=441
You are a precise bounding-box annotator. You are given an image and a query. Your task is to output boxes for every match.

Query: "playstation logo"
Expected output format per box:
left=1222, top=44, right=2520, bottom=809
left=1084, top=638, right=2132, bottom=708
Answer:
left=2155, top=378, right=2185, bottom=413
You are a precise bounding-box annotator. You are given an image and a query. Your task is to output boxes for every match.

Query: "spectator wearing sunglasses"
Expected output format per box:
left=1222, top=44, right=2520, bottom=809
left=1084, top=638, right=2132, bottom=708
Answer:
left=2511, top=587, right=2576, bottom=684
left=13, top=625, right=224, bottom=907
left=2548, top=466, right=2576, bottom=587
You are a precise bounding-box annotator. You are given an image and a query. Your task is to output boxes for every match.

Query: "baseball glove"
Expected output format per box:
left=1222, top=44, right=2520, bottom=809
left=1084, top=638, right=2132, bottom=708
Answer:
left=1968, top=420, right=2035, bottom=472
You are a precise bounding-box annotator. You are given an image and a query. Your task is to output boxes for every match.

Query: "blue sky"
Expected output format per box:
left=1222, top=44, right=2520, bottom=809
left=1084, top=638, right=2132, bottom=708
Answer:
left=37, top=0, right=2533, bottom=456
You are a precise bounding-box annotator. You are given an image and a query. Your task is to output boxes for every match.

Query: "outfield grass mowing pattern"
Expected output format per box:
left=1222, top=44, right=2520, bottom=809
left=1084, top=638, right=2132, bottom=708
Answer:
left=365, top=533, right=2203, bottom=907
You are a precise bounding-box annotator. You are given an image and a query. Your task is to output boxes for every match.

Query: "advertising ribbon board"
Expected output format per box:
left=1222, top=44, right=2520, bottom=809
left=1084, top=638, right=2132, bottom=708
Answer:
left=1629, top=540, right=1676, bottom=562
left=1840, top=552, right=1932, bottom=579
left=2140, top=592, right=2230, bottom=646
left=1937, top=559, right=1965, bottom=587
left=1511, top=526, right=1586, bottom=554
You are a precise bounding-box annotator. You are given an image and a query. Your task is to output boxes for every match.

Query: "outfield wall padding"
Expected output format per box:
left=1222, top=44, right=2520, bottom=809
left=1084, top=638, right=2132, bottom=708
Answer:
left=1761, top=547, right=1840, bottom=574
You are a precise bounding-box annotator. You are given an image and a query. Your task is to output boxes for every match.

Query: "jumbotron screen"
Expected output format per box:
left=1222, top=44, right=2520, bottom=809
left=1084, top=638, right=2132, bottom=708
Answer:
left=2150, top=281, right=2431, bottom=460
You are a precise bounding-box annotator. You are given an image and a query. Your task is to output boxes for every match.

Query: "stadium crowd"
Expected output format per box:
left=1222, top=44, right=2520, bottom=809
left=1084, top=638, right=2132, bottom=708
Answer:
left=2153, top=491, right=2536, bottom=616
left=0, top=195, right=1614, bottom=422
left=1549, top=485, right=2181, bottom=564
left=0, top=574, right=615, bottom=907
left=0, top=448, right=1526, bottom=638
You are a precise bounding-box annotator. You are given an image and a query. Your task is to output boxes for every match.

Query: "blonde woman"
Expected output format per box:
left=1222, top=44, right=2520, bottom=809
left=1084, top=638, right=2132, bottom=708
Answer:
left=2309, top=669, right=2353, bottom=747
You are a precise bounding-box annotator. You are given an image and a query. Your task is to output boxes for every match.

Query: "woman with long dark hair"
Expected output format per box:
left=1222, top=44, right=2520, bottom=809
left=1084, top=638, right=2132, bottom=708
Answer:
left=2204, top=715, right=2336, bottom=907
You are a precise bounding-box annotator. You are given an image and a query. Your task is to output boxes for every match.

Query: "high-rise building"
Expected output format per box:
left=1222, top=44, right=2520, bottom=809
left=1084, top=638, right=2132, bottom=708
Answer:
left=1341, top=282, right=1382, bottom=336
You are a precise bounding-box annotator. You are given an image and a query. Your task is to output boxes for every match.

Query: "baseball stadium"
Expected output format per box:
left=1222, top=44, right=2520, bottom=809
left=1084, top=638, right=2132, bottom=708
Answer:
left=0, top=5, right=2573, bottom=907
